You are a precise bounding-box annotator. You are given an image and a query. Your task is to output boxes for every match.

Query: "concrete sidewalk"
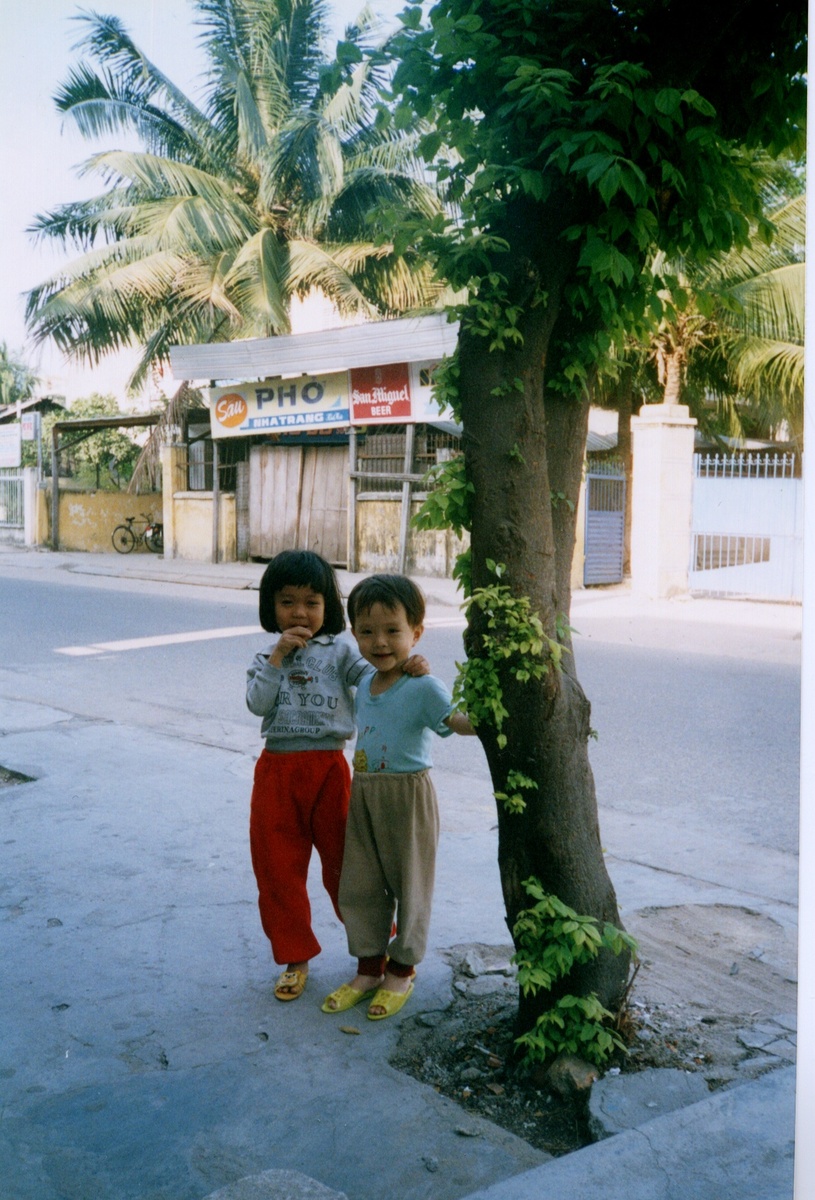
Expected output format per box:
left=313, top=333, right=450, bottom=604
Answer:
left=0, top=544, right=800, bottom=1200
left=0, top=541, right=804, bottom=631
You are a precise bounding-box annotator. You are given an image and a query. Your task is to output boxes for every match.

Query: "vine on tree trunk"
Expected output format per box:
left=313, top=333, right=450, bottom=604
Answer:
left=512, top=880, right=638, bottom=1068
left=453, top=561, right=566, bottom=750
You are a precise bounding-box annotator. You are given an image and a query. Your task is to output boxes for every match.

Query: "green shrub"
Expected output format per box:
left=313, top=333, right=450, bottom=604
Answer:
left=512, top=879, right=638, bottom=1068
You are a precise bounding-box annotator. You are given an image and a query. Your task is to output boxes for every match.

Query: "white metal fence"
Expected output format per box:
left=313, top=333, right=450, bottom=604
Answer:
left=0, top=468, right=24, bottom=528
left=689, top=454, right=802, bottom=600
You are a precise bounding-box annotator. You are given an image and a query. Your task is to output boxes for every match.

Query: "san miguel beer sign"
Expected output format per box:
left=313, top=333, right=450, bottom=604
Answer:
left=349, top=363, right=412, bottom=424
left=209, top=372, right=350, bottom=437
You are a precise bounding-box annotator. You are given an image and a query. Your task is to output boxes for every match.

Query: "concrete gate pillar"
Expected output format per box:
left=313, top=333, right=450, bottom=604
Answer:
left=23, top=467, right=38, bottom=546
left=160, top=443, right=188, bottom=561
left=630, top=402, right=697, bottom=599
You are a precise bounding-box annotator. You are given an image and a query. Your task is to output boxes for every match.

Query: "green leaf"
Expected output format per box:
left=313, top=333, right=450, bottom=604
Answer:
left=655, top=88, right=682, bottom=117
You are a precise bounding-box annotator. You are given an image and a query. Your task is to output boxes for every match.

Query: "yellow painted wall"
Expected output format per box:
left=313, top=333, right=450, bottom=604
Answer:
left=356, top=498, right=468, bottom=576
left=172, top=492, right=236, bottom=562
left=37, top=485, right=163, bottom=553
left=158, top=446, right=237, bottom=563
left=358, top=492, right=583, bottom=585
left=34, top=485, right=49, bottom=546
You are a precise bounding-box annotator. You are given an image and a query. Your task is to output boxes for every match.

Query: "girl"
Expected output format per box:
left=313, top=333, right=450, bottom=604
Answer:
left=246, top=550, right=425, bottom=1002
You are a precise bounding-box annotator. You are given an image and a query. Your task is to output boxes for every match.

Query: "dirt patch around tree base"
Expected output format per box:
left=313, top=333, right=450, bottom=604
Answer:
left=391, top=904, right=797, bottom=1157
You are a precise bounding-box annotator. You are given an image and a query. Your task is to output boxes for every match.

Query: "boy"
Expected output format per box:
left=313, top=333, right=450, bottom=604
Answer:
left=321, top=574, right=475, bottom=1020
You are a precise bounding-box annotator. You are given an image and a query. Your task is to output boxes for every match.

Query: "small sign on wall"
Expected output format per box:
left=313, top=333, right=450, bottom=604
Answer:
left=21, top=412, right=40, bottom=441
left=0, top=423, right=22, bottom=468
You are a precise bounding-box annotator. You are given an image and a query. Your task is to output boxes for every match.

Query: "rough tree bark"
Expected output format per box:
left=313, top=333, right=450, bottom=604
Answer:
left=458, top=276, right=630, bottom=1032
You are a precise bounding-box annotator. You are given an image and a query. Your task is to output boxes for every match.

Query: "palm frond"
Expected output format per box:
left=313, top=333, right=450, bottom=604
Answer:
left=349, top=252, right=447, bottom=315
left=326, top=168, right=442, bottom=241
left=287, top=240, right=377, bottom=316
left=699, top=193, right=805, bottom=286
left=234, top=66, right=270, bottom=158
left=263, top=112, right=344, bottom=212
left=343, top=135, right=429, bottom=178
left=730, top=336, right=804, bottom=404
left=69, top=11, right=214, bottom=147
left=725, top=263, right=804, bottom=343
left=25, top=240, right=226, bottom=373
left=277, top=0, right=334, bottom=108
left=55, top=64, right=204, bottom=163
left=128, top=195, right=259, bottom=255
left=80, top=150, right=246, bottom=205
left=174, top=253, right=243, bottom=323
left=224, top=228, right=292, bottom=332
left=198, top=0, right=330, bottom=146
left=28, top=191, right=137, bottom=249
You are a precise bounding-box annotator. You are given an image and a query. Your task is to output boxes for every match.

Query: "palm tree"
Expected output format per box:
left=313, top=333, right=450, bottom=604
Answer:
left=25, top=0, right=444, bottom=391
left=643, top=193, right=805, bottom=449
left=0, top=343, right=38, bottom=411
left=709, top=193, right=805, bottom=450
left=599, top=187, right=805, bottom=444
left=592, top=188, right=804, bottom=568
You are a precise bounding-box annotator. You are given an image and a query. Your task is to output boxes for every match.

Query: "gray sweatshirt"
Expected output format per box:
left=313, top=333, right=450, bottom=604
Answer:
left=246, top=631, right=371, bottom=753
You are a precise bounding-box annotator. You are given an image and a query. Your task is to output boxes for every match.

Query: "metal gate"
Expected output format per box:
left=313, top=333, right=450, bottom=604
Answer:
left=689, top=453, right=802, bottom=600
left=0, top=469, right=24, bottom=529
left=584, top=465, right=626, bottom=585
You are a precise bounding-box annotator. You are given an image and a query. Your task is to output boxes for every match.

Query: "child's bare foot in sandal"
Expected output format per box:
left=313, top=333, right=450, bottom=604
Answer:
left=368, top=969, right=415, bottom=1018
left=321, top=971, right=384, bottom=1012
left=274, top=960, right=309, bottom=1001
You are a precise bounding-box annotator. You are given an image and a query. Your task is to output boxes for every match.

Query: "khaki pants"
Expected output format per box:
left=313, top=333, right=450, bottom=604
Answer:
left=339, top=770, right=439, bottom=967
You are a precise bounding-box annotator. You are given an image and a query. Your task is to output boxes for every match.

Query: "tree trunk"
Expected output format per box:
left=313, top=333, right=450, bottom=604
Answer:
left=458, top=298, right=630, bottom=1034
left=659, top=344, right=685, bottom=406
left=613, top=384, right=635, bottom=576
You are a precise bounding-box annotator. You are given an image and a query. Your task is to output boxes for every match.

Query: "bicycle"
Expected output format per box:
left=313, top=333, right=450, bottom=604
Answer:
left=111, top=513, right=164, bottom=554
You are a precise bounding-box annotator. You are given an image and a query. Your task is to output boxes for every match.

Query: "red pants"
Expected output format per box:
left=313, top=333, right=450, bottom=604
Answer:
left=249, top=748, right=350, bottom=964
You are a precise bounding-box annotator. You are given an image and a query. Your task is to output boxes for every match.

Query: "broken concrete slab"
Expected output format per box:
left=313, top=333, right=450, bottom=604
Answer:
left=588, top=1067, right=709, bottom=1140
left=459, top=1066, right=795, bottom=1200
left=203, top=1170, right=347, bottom=1200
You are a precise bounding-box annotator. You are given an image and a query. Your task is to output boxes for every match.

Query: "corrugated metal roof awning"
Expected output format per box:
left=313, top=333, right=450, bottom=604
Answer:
left=169, top=313, right=460, bottom=382
left=586, top=430, right=618, bottom=453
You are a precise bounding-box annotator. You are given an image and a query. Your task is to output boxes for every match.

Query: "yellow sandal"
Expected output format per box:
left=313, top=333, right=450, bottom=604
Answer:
left=321, top=983, right=380, bottom=1013
left=367, top=980, right=414, bottom=1020
left=274, top=968, right=308, bottom=1001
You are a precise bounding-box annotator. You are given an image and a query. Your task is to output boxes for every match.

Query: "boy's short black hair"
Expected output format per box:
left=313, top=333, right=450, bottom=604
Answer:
left=258, top=549, right=346, bottom=635
left=347, top=574, right=425, bottom=629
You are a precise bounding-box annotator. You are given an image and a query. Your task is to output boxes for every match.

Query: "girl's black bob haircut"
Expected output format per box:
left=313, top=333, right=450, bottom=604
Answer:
left=347, top=574, right=425, bottom=629
left=258, top=549, right=346, bottom=635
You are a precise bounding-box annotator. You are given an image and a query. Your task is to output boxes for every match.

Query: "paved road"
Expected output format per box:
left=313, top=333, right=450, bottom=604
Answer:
left=1, top=570, right=800, bottom=894
left=0, top=552, right=802, bottom=1200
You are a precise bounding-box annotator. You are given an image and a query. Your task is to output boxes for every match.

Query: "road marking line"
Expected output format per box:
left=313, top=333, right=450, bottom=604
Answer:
left=55, top=616, right=465, bottom=656
left=55, top=625, right=261, bottom=656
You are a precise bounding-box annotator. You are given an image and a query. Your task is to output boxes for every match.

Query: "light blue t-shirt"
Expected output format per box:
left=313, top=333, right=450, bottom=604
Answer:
left=352, top=673, right=455, bottom=774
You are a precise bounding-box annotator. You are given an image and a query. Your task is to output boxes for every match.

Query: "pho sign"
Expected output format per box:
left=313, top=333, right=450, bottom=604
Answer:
left=209, top=372, right=350, bottom=437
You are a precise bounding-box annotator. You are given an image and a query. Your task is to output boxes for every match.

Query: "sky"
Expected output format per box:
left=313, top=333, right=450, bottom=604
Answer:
left=0, top=0, right=403, bottom=407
